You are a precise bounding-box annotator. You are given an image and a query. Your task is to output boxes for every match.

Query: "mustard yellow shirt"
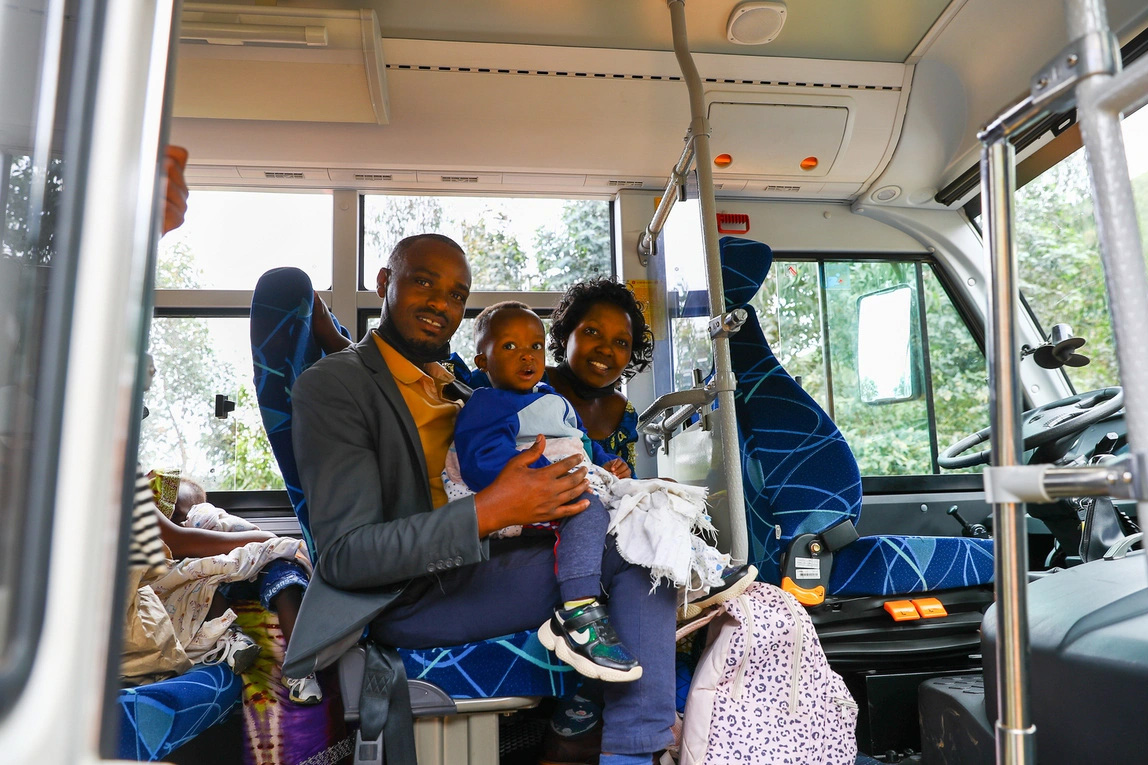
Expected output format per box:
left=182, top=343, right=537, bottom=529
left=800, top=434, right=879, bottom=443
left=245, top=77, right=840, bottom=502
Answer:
left=373, top=334, right=462, bottom=508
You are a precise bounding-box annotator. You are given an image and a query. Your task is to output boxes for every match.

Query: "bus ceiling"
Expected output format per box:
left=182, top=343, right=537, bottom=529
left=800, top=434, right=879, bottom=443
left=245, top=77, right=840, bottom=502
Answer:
left=167, top=1, right=1148, bottom=205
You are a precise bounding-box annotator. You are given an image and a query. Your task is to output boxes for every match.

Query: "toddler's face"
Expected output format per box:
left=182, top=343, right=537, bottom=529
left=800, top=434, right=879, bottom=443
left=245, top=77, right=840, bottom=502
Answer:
left=477, top=309, right=547, bottom=393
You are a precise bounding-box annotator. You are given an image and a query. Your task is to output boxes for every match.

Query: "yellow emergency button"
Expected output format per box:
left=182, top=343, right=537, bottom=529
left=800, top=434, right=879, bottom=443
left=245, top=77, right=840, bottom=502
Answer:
left=883, top=600, right=920, bottom=621
left=912, top=597, right=949, bottom=618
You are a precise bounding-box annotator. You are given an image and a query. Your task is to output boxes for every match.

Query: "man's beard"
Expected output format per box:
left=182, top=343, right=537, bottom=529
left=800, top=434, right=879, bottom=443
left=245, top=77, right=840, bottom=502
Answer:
left=375, top=300, right=451, bottom=365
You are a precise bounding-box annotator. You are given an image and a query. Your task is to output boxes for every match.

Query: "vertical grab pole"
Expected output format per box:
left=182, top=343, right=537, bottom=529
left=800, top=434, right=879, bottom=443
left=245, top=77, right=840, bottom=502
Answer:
left=1068, top=0, right=1148, bottom=542
left=666, top=0, right=748, bottom=564
left=980, top=139, right=1036, bottom=765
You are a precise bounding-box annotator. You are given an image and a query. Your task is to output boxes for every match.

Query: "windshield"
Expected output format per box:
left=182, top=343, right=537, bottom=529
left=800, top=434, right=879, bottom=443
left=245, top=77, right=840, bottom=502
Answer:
left=1014, top=106, right=1148, bottom=392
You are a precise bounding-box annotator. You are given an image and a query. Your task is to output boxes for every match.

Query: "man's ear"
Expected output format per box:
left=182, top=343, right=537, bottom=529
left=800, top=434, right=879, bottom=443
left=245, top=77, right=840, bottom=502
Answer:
left=376, top=267, right=391, bottom=298
left=474, top=352, right=487, bottom=371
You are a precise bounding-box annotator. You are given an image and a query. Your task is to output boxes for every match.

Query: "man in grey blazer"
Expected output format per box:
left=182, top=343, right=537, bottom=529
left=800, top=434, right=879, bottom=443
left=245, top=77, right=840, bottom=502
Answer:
left=284, top=234, right=675, bottom=763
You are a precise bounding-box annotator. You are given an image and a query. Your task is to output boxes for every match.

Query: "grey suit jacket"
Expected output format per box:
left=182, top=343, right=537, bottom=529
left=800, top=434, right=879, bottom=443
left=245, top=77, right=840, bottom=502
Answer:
left=283, top=333, right=488, bottom=678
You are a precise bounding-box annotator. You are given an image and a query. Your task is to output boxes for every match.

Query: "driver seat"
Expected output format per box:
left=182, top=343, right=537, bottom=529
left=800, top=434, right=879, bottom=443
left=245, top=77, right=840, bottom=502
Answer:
left=720, top=236, right=995, bottom=667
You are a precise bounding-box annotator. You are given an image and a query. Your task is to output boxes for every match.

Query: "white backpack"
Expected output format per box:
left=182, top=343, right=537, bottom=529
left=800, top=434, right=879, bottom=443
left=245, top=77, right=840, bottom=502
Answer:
left=679, top=582, right=858, bottom=765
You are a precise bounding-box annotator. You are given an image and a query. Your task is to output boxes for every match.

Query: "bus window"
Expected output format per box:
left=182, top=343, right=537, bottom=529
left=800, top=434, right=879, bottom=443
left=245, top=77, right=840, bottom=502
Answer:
left=141, top=316, right=285, bottom=491
left=361, top=195, right=612, bottom=292
left=1015, top=105, right=1148, bottom=395
left=158, top=189, right=333, bottom=291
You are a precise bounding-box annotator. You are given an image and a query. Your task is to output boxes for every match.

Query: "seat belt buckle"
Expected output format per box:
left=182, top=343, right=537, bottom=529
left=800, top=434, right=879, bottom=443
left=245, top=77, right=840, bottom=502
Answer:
left=354, top=729, right=385, bottom=765
left=780, top=532, right=833, bottom=605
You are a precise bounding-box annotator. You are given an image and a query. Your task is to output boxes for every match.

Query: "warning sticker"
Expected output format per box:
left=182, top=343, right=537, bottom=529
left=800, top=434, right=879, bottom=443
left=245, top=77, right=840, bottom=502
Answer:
left=796, top=569, right=822, bottom=580
left=795, top=557, right=821, bottom=571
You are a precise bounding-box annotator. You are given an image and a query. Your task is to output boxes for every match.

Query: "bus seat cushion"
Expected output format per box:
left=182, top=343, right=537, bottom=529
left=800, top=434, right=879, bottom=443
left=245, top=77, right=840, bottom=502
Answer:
left=399, top=629, right=573, bottom=699
left=828, top=536, right=995, bottom=597
left=116, top=663, right=241, bottom=761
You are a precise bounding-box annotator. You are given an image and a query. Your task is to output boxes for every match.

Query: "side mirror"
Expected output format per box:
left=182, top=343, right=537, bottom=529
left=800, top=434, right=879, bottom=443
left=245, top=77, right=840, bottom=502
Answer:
left=856, top=284, right=917, bottom=404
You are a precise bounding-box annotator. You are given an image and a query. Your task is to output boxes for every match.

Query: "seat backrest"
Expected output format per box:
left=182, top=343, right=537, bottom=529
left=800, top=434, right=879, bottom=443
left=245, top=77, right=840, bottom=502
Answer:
left=720, top=237, right=863, bottom=584
left=250, top=267, right=349, bottom=557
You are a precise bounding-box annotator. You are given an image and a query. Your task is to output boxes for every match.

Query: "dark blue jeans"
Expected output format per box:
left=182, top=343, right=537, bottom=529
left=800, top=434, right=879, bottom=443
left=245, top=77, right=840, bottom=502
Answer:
left=369, top=535, right=676, bottom=755
left=554, top=491, right=610, bottom=603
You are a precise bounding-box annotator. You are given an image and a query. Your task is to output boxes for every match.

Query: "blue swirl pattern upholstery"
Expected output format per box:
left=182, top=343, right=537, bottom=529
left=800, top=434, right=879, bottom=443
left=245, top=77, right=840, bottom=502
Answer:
left=116, top=664, right=241, bottom=761
left=250, top=268, right=571, bottom=699
left=720, top=237, right=993, bottom=597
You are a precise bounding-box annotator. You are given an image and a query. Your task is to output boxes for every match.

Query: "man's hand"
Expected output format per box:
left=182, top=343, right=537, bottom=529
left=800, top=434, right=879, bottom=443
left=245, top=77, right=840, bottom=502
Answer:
left=161, top=145, right=189, bottom=235
left=603, top=458, right=631, bottom=479
left=474, top=436, right=591, bottom=537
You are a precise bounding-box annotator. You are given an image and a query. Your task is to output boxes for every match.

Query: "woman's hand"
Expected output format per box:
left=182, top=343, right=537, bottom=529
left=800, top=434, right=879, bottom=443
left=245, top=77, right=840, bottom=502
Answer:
left=603, top=458, right=631, bottom=479
left=474, top=436, right=591, bottom=537
left=161, top=145, right=189, bottom=235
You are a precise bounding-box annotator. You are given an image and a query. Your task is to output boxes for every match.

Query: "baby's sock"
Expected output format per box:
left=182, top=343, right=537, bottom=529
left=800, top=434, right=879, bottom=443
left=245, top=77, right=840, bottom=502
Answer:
left=563, top=596, right=597, bottom=611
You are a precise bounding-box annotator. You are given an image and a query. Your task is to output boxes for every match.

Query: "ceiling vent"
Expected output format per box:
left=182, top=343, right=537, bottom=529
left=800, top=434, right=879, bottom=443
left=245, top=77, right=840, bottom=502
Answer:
left=441, top=175, right=480, bottom=183
left=726, top=2, right=788, bottom=46
left=354, top=173, right=393, bottom=182
left=608, top=179, right=645, bottom=188
left=264, top=171, right=306, bottom=180
left=764, top=184, right=801, bottom=192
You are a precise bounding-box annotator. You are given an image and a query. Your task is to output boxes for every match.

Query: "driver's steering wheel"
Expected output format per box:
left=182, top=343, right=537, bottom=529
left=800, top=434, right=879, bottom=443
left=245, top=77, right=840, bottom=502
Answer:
left=939, top=387, right=1124, bottom=469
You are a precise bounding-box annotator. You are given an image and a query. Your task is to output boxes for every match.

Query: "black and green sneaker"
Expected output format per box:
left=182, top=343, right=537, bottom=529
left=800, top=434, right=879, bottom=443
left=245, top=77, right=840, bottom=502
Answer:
left=537, top=601, right=642, bottom=682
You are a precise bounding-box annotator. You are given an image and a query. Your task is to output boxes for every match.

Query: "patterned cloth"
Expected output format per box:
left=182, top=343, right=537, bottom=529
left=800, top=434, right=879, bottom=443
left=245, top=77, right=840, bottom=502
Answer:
left=594, top=400, right=638, bottom=477
left=230, top=601, right=351, bottom=765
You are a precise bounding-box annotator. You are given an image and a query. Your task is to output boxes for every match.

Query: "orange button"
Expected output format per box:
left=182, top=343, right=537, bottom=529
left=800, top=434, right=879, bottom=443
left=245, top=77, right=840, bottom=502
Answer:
left=912, top=597, right=948, bottom=618
left=781, top=577, right=825, bottom=606
left=883, top=600, right=920, bottom=621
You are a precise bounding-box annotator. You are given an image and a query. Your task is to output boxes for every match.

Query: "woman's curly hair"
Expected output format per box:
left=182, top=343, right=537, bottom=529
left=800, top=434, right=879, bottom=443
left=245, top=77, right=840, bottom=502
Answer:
left=548, top=278, right=654, bottom=381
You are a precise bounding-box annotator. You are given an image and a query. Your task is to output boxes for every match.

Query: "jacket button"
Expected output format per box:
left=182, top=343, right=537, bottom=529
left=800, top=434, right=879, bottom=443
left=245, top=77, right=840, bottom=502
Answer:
left=454, top=556, right=462, bottom=565
left=427, top=563, right=435, bottom=572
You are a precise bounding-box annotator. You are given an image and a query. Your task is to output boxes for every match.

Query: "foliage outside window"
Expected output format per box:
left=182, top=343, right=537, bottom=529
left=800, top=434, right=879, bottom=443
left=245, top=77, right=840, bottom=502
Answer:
left=362, top=195, right=612, bottom=291
left=142, top=316, right=284, bottom=491
left=1013, top=106, right=1148, bottom=393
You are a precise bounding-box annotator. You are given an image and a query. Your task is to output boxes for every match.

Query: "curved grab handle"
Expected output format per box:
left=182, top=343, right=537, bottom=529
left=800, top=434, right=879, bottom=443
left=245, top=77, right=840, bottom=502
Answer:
left=638, top=384, right=717, bottom=448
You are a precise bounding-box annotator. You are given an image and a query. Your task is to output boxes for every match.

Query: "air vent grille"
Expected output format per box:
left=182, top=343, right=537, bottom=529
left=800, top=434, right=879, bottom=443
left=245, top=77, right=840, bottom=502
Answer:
left=764, top=184, right=801, bottom=192
left=607, top=179, right=644, bottom=188
left=354, top=173, right=393, bottom=181
left=265, top=171, right=306, bottom=179
left=441, top=175, right=480, bottom=183
left=385, top=64, right=899, bottom=91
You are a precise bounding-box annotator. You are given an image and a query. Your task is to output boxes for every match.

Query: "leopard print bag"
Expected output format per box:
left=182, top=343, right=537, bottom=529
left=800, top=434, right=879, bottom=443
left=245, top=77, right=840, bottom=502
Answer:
left=679, top=582, right=858, bottom=764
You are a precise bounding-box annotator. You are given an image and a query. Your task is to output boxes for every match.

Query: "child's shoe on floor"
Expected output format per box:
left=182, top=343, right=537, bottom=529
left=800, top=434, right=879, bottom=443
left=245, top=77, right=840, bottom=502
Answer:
left=538, top=600, right=642, bottom=682
left=201, top=627, right=261, bottom=675
left=283, top=673, right=323, bottom=705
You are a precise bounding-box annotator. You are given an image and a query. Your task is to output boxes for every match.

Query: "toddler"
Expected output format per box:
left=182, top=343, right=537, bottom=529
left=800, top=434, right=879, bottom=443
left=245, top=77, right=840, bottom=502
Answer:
left=452, top=301, right=639, bottom=682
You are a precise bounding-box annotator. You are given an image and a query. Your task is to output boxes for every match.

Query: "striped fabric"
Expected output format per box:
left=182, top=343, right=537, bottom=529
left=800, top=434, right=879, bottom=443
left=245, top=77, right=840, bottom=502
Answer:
left=129, top=465, right=166, bottom=569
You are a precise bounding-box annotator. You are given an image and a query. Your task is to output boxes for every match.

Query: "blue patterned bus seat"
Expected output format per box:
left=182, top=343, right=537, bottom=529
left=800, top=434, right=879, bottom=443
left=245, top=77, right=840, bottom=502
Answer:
left=720, top=236, right=993, bottom=597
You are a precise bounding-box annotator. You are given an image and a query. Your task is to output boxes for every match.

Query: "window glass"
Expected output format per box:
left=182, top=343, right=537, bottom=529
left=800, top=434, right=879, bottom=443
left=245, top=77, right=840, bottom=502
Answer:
left=141, top=317, right=284, bottom=491
left=923, top=266, right=988, bottom=473
left=362, top=195, right=612, bottom=291
left=824, top=261, right=933, bottom=476
left=749, top=261, right=829, bottom=412
left=1, top=0, right=76, bottom=688
left=157, top=190, right=332, bottom=291
left=1014, top=106, right=1148, bottom=392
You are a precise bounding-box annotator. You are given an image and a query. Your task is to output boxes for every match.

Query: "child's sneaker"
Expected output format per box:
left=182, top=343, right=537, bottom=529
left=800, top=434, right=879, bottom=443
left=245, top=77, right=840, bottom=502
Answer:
left=678, top=564, right=759, bottom=621
left=537, top=601, right=642, bottom=682
left=283, top=673, right=323, bottom=705
left=201, top=627, right=261, bottom=675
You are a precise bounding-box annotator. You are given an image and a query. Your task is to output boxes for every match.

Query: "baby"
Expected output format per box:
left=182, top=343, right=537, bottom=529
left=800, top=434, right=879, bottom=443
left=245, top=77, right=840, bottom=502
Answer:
left=452, top=301, right=640, bottom=682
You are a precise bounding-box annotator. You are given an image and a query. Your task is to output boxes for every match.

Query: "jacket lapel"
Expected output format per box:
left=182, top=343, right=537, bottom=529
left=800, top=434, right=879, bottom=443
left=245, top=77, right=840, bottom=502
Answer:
left=352, top=333, right=431, bottom=505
